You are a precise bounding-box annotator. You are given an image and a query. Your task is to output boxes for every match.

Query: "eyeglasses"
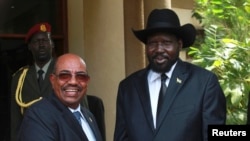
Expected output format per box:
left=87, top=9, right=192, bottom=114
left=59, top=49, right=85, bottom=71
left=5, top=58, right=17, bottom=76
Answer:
left=54, top=72, right=90, bottom=82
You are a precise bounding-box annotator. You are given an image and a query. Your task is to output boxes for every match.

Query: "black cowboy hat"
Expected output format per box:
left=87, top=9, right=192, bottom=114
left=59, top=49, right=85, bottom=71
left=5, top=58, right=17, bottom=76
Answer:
left=132, top=9, right=196, bottom=48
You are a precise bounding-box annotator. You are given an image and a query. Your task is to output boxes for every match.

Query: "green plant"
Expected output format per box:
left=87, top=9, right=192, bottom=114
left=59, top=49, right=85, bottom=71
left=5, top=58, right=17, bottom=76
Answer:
left=189, top=0, right=250, bottom=124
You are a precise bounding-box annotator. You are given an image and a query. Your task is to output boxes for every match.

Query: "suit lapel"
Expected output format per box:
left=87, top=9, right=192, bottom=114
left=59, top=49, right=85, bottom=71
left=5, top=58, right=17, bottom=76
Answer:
left=50, top=94, right=89, bottom=140
left=156, top=60, right=190, bottom=129
left=26, top=65, right=40, bottom=94
left=63, top=110, right=89, bottom=140
left=41, top=59, right=54, bottom=92
left=134, top=69, right=155, bottom=131
left=81, top=108, right=102, bottom=141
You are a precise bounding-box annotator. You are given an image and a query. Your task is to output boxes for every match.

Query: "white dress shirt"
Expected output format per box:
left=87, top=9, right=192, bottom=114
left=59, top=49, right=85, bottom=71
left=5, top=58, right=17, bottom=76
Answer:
left=147, top=62, right=177, bottom=128
left=69, top=106, right=96, bottom=141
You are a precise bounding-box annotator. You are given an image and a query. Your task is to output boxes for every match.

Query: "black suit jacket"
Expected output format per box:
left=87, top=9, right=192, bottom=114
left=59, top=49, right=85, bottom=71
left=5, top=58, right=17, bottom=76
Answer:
left=10, top=60, right=55, bottom=141
left=87, top=95, right=106, bottom=141
left=114, top=60, right=226, bottom=141
left=17, top=92, right=103, bottom=141
left=10, top=59, right=92, bottom=141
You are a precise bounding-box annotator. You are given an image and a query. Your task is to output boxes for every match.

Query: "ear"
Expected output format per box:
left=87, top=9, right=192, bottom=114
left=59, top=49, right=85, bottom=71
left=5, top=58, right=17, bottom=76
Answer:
left=49, top=74, right=56, bottom=88
left=47, top=32, right=54, bottom=48
left=50, top=40, right=55, bottom=48
left=49, top=73, right=55, bottom=81
left=178, top=39, right=183, bottom=50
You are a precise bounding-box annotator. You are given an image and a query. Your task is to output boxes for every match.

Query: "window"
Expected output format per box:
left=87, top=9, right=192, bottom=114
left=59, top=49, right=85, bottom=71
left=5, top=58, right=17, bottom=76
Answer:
left=0, top=0, right=68, bottom=67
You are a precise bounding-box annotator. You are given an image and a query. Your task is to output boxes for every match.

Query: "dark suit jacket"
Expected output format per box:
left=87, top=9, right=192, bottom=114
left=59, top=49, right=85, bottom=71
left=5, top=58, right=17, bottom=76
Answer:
left=17, top=92, right=103, bottom=141
left=114, top=60, right=226, bottom=141
left=10, top=59, right=104, bottom=141
left=87, top=95, right=106, bottom=141
left=10, top=60, right=55, bottom=141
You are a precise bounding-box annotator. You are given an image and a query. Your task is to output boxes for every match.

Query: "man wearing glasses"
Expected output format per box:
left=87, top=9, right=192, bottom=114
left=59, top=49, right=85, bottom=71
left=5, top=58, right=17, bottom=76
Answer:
left=17, top=53, right=103, bottom=141
left=11, top=23, right=105, bottom=141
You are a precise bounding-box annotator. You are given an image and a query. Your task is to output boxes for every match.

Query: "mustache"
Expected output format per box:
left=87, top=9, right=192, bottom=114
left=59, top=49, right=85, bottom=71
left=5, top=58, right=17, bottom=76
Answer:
left=62, top=84, right=83, bottom=91
left=152, top=53, right=169, bottom=59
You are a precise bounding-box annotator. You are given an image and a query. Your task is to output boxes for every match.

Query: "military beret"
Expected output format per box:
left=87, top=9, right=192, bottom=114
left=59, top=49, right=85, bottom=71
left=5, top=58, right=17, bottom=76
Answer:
left=25, top=22, right=51, bottom=43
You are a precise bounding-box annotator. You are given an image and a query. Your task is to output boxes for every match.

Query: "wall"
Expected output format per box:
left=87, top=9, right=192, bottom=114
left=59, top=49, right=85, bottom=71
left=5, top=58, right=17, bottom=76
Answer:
left=68, top=0, right=84, bottom=57
left=67, top=0, right=196, bottom=140
left=68, top=0, right=125, bottom=141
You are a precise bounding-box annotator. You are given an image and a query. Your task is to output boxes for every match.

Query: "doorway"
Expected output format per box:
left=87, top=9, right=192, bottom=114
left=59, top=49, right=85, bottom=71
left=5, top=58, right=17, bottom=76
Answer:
left=0, top=0, right=68, bottom=140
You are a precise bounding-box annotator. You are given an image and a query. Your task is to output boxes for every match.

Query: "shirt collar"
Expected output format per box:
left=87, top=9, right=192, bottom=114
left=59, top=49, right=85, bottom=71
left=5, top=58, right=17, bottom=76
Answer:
left=35, top=59, right=52, bottom=73
left=68, top=105, right=81, bottom=113
left=148, top=61, right=177, bottom=83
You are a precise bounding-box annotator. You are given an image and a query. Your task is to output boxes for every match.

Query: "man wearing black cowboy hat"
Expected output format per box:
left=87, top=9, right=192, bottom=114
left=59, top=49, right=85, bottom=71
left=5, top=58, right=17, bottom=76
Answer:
left=114, top=8, right=226, bottom=141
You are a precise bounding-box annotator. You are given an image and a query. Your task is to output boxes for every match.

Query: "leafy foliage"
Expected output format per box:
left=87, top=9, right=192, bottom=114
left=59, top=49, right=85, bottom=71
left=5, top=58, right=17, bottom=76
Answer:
left=189, top=0, right=250, bottom=124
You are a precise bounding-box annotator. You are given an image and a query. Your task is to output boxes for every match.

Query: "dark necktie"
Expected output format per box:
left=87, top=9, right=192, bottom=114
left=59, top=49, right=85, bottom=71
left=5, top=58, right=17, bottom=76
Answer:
left=157, top=73, right=168, bottom=119
left=38, top=69, right=44, bottom=89
left=73, top=111, right=82, bottom=125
